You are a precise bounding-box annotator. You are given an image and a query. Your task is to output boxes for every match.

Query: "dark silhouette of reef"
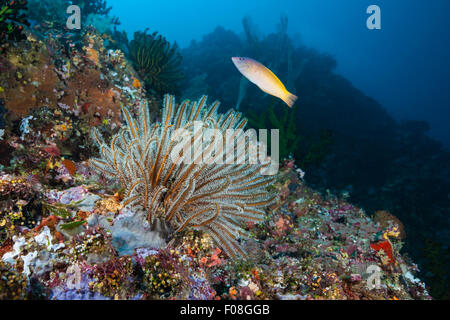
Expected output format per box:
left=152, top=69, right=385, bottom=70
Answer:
left=179, top=18, right=450, bottom=299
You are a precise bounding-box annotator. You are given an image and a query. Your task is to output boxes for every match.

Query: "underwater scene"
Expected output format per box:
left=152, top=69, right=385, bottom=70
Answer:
left=0, top=0, right=448, bottom=302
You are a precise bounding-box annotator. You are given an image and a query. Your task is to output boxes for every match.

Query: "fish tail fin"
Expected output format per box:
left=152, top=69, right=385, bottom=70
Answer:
left=282, top=92, right=298, bottom=108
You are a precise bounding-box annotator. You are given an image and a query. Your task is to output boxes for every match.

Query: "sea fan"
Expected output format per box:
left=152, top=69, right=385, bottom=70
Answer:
left=89, top=95, right=276, bottom=258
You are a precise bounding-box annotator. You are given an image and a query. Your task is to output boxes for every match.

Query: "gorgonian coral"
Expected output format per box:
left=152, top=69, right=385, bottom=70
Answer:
left=89, top=95, right=276, bottom=258
left=128, top=29, right=183, bottom=94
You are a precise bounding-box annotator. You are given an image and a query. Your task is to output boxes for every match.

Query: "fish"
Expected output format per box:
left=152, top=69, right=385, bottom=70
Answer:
left=232, top=57, right=298, bottom=108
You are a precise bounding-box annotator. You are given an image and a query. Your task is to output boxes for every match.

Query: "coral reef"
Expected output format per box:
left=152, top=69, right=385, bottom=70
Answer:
left=0, top=2, right=441, bottom=300
left=26, top=0, right=69, bottom=31
left=0, top=0, right=29, bottom=44
left=0, top=160, right=432, bottom=300
left=0, top=260, right=28, bottom=299
left=25, top=0, right=119, bottom=56
left=26, top=0, right=114, bottom=30
left=0, top=28, right=155, bottom=167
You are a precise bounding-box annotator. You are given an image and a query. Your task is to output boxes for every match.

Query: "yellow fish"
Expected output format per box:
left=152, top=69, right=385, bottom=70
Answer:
left=132, top=77, right=142, bottom=89
left=232, top=57, right=298, bottom=108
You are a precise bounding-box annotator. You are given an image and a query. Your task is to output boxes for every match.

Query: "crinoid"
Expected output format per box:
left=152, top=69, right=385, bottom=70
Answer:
left=89, top=94, right=277, bottom=258
left=128, top=29, right=183, bottom=94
